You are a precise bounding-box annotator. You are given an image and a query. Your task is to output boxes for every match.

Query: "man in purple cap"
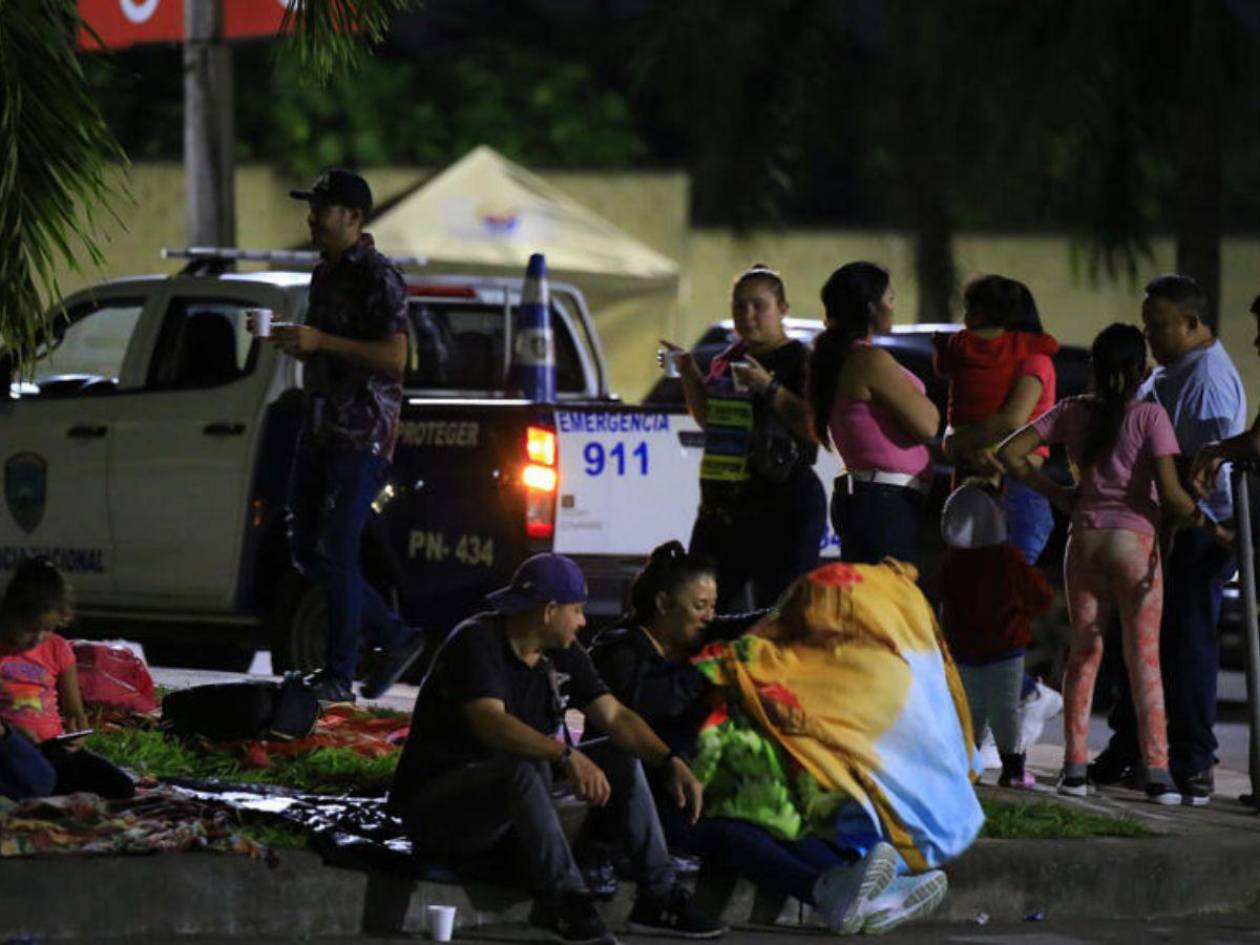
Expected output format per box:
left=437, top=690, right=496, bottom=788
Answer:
left=269, top=169, right=422, bottom=703
left=389, top=553, right=726, bottom=945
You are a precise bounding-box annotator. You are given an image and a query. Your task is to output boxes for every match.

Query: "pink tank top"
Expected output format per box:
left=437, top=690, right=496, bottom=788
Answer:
left=828, top=342, right=932, bottom=478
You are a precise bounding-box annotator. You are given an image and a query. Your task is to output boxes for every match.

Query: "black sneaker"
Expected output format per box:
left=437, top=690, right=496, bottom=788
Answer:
left=1056, top=773, right=1089, bottom=797
left=1087, top=748, right=1137, bottom=787
left=530, top=892, right=618, bottom=945
left=304, top=669, right=355, bottom=704
left=360, top=633, right=426, bottom=700
left=1175, top=768, right=1214, bottom=807
left=626, top=886, right=726, bottom=940
left=580, top=859, right=619, bottom=900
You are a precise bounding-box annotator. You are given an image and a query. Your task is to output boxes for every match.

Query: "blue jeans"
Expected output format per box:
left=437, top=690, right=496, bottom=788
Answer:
left=649, top=769, right=853, bottom=904
left=288, top=444, right=410, bottom=686
left=1106, top=525, right=1236, bottom=777
left=832, top=480, right=923, bottom=568
left=0, top=732, right=54, bottom=801
left=1002, top=477, right=1054, bottom=565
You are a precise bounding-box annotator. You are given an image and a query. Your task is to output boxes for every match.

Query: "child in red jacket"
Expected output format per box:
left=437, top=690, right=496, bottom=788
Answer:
left=939, top=484, right=1054, bottom=788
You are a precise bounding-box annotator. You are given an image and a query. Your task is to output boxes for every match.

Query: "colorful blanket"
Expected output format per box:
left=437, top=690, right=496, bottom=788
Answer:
left=0, top=787, right=272, bottom=860
left=693, top=560, right=984, bottom=872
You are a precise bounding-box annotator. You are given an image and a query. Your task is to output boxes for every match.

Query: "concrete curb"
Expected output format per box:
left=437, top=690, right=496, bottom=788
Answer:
left=6, top=827, right=1260, bottom=940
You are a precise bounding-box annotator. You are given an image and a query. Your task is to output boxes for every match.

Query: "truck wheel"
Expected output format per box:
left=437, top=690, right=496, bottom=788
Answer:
left=269, top=571, right=327, bottom=674
left=143, top=642, right=256, bottom=673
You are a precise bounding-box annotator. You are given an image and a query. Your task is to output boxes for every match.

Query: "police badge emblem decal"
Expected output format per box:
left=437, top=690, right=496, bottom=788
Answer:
left=5, top=452, right=47, bottom=535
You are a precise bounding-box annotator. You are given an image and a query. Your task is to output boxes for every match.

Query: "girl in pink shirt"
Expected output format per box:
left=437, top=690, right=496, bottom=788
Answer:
left=0, top=558, right=134, bottom=799
left=998, top=324, right=1207, bottom=805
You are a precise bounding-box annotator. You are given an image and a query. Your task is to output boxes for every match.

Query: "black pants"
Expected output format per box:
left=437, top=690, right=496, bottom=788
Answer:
left=690, top=471, right=826, bottom=611
left=831, top=480, right=923, bottom=568
left=1105, top=525, right=1235, bottom=778
left=41, top=742, right=135, bottom=800
left=393, top=744, right=674, bottom=899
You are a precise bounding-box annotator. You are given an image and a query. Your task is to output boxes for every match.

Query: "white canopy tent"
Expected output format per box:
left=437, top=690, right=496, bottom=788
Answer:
left=369, top=146, right=682, bottom=397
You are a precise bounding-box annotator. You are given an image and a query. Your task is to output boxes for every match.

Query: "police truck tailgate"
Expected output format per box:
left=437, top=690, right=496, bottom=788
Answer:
left=552, top=405, right=844, bottom=558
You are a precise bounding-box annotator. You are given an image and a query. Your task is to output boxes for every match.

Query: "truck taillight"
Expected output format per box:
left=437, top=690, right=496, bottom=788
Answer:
left=523, top=425, right=557, bottom=539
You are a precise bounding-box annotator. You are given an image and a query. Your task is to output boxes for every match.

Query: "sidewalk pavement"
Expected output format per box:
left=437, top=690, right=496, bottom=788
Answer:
left=3, top=668, right=1259, bottom=940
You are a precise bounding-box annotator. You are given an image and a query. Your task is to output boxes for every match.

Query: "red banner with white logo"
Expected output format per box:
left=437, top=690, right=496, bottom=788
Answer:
left=77, top=0, right=295, bottom=51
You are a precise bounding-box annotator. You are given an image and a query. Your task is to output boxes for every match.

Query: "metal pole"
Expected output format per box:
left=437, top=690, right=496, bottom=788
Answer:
left=185, top=0, right=236, bottom=248
left=1234, top=461, right=1260, bottom=804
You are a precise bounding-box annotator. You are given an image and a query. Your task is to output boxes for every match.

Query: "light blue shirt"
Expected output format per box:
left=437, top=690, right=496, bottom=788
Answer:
left=1139, top=339, right=1247, bottom=522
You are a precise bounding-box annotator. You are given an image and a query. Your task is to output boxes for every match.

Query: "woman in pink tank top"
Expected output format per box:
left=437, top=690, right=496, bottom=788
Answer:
left=807, top=263, right=939, bottom=566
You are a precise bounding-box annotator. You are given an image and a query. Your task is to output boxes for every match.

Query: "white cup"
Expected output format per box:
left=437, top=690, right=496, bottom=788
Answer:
left=730, top=360, right=751, bottom=392
left=427, top=904, right=456, bottom=942
left=658, top=347, right=682, bottom=378
left=246, top=308, right=273, bottom=338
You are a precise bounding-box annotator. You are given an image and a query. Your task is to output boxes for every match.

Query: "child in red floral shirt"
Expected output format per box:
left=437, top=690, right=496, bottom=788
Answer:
left=0, top=558, right=133, bottom=799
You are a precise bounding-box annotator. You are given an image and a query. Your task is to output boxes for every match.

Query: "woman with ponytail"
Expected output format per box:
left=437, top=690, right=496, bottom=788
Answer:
left=997, top=323, right=1222, bottom=804
left=808, top=263, right=938, bottom=566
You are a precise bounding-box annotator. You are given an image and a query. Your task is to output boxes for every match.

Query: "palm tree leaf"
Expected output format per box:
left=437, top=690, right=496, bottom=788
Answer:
left=276, top=0, right=421, bottom=86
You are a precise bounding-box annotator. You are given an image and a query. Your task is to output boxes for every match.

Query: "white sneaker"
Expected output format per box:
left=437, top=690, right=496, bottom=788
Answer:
left=1018, top=679, right=1063, bottom=751
left=977, top=728, right=1001, bottom=770
left=812, top=841, right=899, bottom=935
left=860, top=870, right=948, bottom=935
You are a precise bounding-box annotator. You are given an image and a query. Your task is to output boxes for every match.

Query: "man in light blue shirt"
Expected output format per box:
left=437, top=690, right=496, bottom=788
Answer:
left=1095, top=274, right=1246, bottom=806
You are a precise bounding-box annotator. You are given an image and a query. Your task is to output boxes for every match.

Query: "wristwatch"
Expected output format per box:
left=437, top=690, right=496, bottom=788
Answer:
left=559, top=745, right=573, bottom=766
left=764, top=377, right=782, bottom=400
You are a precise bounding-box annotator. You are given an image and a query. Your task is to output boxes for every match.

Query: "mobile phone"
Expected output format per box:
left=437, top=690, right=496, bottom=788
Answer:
left=52, top=729, right=93, bottom=743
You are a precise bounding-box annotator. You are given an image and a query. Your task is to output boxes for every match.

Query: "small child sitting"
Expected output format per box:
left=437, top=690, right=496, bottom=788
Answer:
left=0, top=558, right=134, bottom=800
left=939, top=484, right=1054, bottom=788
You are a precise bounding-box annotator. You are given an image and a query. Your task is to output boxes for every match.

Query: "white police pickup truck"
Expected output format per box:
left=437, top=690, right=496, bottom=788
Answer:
left=1, top=249, right=841, bottom=673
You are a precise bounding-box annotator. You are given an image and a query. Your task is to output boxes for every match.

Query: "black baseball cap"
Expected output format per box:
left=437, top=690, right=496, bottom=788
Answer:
left=289, top=168, right=373, bottom=214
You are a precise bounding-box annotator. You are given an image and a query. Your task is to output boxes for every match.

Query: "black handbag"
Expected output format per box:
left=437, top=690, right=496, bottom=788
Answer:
left=162, top=673, right=319, bottom=742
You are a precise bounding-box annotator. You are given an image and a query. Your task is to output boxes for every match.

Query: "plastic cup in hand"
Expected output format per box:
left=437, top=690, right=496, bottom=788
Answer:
left=730, top=360, right=751, bottom=393
left=246, top=308, right=273, bottom=338
left=427, top=905, right=456, bottom=942
left=659, top=347, right=682, bottom=378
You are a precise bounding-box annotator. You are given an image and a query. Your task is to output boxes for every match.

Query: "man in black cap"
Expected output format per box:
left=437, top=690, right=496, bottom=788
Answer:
left=271, top=169, right=423, bottom=703
left=389, top=554, right=726, bottom=945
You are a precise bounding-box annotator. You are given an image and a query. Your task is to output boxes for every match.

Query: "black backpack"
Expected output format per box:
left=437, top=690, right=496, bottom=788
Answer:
left=161, top=673, right=319, bottom=742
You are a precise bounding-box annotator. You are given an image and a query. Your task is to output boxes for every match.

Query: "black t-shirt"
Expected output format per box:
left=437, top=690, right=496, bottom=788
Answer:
left=700, top=338, right=818, bottom=511
left=389, top=612, right=609, bottom=802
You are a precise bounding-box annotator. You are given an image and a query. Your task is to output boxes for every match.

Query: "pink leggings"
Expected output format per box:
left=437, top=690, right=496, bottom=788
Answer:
left=1063, top=528, right=1168, bottom=770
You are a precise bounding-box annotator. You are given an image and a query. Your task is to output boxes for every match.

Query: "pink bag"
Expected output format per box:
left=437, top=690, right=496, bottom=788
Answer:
left=71, top=641, right=158, bottom=714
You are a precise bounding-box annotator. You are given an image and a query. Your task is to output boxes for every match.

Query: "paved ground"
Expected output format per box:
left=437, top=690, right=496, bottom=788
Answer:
left=98, top=914, right=1260, bottom=943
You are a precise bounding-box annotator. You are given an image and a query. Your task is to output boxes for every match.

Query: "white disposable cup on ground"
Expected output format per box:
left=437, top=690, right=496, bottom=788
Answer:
left=427, top=905, right=456, bottom=942
left=730, top=360, right=751, bottom=392
left=246, top=308, right=273, bottom=338
left=659, top=347, right=682, bottom=378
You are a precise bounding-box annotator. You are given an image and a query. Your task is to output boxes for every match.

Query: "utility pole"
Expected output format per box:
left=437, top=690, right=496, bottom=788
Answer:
left=184, top=0, right=235, bottom=248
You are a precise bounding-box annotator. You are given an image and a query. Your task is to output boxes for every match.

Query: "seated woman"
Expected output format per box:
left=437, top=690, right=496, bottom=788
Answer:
left=590, top=542, right=957, bottom=935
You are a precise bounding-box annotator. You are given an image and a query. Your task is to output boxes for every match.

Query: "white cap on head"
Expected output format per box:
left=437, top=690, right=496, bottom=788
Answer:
left=941, top=483, right=1008, bottom=549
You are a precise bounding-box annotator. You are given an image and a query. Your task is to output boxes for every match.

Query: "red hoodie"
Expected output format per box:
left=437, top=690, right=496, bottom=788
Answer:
left=939, top=544, right=1055, bottom=664
left=933, top=329, right=1060, bottom=427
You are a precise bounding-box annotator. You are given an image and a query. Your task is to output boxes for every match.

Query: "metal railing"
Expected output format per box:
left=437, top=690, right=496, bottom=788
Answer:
left=1233, top=460, right=1260, bottom=803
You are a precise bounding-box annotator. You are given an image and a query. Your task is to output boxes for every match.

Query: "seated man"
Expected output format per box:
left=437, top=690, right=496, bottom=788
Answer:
left=388, top=553, right=726, bottom=945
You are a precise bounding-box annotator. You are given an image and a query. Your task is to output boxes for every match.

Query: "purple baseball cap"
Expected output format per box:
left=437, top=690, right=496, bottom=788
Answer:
left=486, top=554, right=588, bottom=615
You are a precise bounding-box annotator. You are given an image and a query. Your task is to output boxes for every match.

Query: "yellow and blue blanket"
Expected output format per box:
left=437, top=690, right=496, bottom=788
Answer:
left=692, top=560, right=983, bottom=872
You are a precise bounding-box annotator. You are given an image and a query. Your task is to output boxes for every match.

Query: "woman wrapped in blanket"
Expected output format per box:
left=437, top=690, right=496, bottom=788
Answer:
left=589, top=542, right=963, bottom=935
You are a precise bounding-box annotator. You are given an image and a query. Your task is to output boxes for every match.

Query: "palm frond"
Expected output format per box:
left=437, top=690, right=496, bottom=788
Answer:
left=277, top=0, right=421, bottom=87
left=0, top=1, right=127, bottom=377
